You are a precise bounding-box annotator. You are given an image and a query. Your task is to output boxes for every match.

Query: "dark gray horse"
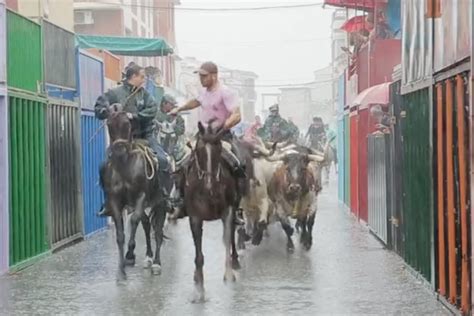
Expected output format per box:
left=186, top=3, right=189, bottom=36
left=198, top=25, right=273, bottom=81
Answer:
left=183, top=122, right=240, bottom=302
left=100, top=106, right=166, bottom=280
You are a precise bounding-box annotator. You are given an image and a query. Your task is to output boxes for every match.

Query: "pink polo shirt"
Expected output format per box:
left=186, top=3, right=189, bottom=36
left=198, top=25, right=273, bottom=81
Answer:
left=197, top=84, right=238, bottom=128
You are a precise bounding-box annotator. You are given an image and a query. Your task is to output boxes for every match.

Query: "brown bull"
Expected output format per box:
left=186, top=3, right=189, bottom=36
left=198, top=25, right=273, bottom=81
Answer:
left=268, top=151, right=323, bottom=252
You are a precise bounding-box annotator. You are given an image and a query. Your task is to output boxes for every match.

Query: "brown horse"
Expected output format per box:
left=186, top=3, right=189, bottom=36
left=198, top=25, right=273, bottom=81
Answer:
left=184, top=122, right=240, bottom=302
left=100, top=105, right=166, bottom=280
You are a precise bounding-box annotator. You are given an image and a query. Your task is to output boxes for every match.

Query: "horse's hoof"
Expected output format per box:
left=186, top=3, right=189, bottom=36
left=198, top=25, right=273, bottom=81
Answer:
left=304, top=238, right=313, bottom=251
left=224, top=273, right=236, bottom=283
left=232, top=259, right=241, bottom=270
left=252, top=231, right=263, bottom=246
left=124, top=258, right=136, bottom=266
left=116, top=270, right=127, bottom=282
left=143, top=257, right=153, bottom=269
left=191, top=293, right=206, bottom=304
left=152, top=264, right=162, bottom=275
left=287, top=244, right=295, bottom=254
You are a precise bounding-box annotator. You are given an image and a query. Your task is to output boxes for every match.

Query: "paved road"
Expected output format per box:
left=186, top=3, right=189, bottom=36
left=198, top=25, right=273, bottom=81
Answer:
left=0, top=178, right=449, bottom=315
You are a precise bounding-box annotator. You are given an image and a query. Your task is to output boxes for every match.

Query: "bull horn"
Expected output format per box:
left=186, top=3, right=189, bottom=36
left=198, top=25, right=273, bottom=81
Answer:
left=279, top=144, right=297, bottom=152
left=252, top=138, right=277, bottom=157
left=308, top=154, right=325, bottom=162
left=264, top=149, right=298, bottom=162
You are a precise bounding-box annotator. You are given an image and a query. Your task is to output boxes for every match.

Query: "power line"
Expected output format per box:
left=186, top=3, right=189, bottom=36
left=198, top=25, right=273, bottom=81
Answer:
left=95, top=1, right=325, bottom=12
left=227, top=78, right=334, bottom=88
left=180, top=37, right=331, bottom=45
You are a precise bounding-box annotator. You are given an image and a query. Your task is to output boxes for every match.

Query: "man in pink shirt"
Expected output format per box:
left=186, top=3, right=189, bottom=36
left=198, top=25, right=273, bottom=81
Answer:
left=171, top=61, right=245, bottom=176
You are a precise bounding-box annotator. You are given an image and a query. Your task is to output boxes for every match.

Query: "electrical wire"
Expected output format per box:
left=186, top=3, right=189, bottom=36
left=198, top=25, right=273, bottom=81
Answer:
left=94, top=1, right=325, bottom=12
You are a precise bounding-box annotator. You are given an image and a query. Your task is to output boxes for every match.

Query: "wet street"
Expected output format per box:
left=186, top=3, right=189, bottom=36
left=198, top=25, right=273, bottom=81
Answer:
left=0, top=178, right=449, bottom=315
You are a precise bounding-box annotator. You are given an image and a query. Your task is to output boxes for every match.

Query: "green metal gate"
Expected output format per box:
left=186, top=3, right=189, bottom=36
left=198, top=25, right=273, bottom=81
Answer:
left=6, top=10, right=42, bottom=93
left=8, top=90, right=49, bottom=267
left=400, top=88, right=433, bottom=282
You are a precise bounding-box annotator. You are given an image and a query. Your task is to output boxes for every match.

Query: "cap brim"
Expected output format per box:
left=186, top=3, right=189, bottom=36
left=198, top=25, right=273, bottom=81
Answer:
left=194, top=69, right=210, bottom=75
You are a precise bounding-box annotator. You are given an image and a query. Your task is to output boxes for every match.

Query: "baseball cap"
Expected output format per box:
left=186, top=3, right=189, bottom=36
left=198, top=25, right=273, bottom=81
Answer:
left=194, top=61, right=218, bottom=75
left=162, top=94, right=177, bottom=105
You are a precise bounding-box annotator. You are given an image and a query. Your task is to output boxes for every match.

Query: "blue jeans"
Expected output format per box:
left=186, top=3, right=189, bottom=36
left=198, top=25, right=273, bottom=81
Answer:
left=145, top=134, right=170, bottom=171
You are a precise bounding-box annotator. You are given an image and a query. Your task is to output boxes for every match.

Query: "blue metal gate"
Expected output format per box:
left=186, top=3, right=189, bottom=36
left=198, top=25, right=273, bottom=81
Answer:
left=81, top=111, right=107, bottom=236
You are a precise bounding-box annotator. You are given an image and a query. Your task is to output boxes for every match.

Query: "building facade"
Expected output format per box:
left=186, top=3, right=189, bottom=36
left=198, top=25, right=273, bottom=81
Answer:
left=73, top=0, right=177, bottom=86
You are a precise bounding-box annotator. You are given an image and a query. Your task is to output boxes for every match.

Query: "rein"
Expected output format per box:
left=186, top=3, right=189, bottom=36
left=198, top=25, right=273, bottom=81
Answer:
left=193, top=152, right=222, bottom=182
left=111, top=138, right=156, bottom=180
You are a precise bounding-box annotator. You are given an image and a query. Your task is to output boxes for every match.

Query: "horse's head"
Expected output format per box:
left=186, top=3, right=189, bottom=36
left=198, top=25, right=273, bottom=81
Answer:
left=107, top=104, right=132, bottom=143
left=193, top=121, right=226, bottom=190
left=105, top=105, right=133, bottom=165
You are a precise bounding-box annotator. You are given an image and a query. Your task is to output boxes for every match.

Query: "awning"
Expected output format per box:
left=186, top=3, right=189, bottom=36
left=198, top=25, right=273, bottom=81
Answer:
left=75, top=35, right=174, bottom=57
left=324, top=0, right=375, bottom=11
left=352, top=82, right=390, bottom=108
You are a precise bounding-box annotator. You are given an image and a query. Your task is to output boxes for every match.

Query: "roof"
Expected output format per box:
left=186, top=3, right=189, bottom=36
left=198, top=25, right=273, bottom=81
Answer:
left=75, top=34, right=174, bottom=57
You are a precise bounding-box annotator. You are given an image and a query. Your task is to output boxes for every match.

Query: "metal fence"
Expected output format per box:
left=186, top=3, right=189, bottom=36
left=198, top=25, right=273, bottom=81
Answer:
left=6, top=10, right=42, bottom=93
left=400, top=88, right=432, bottom=282
left=81, top=111, right=107, bottom=236
left=8, top=91, right=48, bottom=267
left=47, top=99, right=82, bottom=248
left=43, top=20, right=76, bottom=89
left=368, top=133, right=390, bottom=244
left=0, top=0, right=8, bottom=275
left=434, top=73, right=471, bottom=312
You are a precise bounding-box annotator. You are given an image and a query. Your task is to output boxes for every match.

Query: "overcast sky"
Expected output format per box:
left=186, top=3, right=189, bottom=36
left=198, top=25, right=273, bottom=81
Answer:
left=175, top=1, right=335, bottom=107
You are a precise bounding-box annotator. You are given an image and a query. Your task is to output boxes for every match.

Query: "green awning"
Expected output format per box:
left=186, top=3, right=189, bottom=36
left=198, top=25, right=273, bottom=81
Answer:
left=75, top=34, right=174, bottom=57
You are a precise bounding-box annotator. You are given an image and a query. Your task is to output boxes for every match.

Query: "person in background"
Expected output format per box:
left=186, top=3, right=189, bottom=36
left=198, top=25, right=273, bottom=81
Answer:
left=287, top=117, right=300, bottom=143
left=306, top=116, right=326, bottom=150
left=243, top=115, right=262, bottom=144
left=155, top=94, right=186, bottom=160
left=257, top=104, right=292, bottom=143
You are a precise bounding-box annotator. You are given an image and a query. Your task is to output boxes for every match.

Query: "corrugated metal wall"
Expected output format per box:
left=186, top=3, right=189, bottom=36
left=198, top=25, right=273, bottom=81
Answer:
left=86, top=48, right=122, bottom=83
left=81, top=112, right=107, bottom=236
left=0, top=95, right=8, bottom=274
left=434, top=73, right=471, bottom=313
left=344, top=112, right=351, bottom=207
left=337, top=73, right=345, bottom=202
left=337, top=119, right=345, bottom=201
left=0, top=0, right=8, bottom=275
left=358, top=108, right=369, bottom=223
left=389, top=80, right=404, bottom=255
left=77, top=49, right=107, bottom=236
left=350, top=109, right=359, bottom=218
left=401, top=88, right=432, bottom=281
left=6, top=10, right=42, bottom=93
left=9, top=91, right=48, bottom=267
left=77, top=50, right=104, bottom=111
left=43, top=20, right=76, bottom=89
left=47, top=99, right=82, bottom=248
left=368, top=134, right=389, bottom=244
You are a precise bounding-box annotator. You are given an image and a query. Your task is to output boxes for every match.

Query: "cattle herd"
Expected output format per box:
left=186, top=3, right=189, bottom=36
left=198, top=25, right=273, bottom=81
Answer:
left=236, top=138, right=327, bottom=253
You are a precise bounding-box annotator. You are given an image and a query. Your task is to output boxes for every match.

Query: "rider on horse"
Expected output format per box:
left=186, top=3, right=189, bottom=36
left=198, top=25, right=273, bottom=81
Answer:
left=306, top=116, right=326, bottom=150
left=257, top=104, right=293, bottom=143
left=287, top=117, right=300, bottom=143
left=95, top=64, right=172, bottom=207
left=155, top=94, right=186, bottom=161
left=170, top=61, right=246, bottom=224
